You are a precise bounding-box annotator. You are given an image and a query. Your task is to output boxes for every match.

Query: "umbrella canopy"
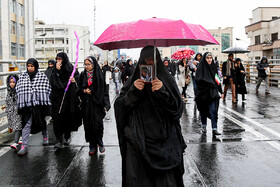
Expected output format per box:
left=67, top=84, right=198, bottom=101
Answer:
left=94, top=17, right=219, bottom=50
left=171, top=48, right=195, bottom=60
left=222, top=46, right=250, bottom=54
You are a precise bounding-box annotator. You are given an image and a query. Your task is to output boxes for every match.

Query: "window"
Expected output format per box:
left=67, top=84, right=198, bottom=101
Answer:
left=216, top=48, right=218, bottom=50
left=20, top=24, right=24, bottom=36
left=19, top=4, right=24, bottom=17
left=19, top=45, right=25, bottom=57
left=11, top=43, right=17, bottom=56
left=54, top=29, right=65, bottom=35
left=255, top=35, right=260, bottom=45
left=271, top=33, right=278, bottom=42
left=10, top=0, right=16, bottom=13
left=11, top=21, right=16, bottom=34
left=221, top=33, right=230, bottom=51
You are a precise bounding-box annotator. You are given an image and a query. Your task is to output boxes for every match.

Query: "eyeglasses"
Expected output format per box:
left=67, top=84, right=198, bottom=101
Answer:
left=84, top=64, right=92, bottom=67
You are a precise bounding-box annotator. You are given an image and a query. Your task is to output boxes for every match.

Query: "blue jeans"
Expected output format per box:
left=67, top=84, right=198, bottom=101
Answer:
left=200, top=100, right=218, bottom=130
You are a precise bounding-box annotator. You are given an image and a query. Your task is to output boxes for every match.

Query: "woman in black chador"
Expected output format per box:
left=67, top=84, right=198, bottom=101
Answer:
left=195, top=52, right=223, bottom=135
left=77, top=56, right=110, bottom=155
left=49, top=52, right=82, bottom=149
left=234, top=58, right=247, bottom=101
left=114, top=46, right=186, bottom=187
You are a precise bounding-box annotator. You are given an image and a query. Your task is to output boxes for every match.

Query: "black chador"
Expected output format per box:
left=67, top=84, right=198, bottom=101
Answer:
left=114, top=46, right=186, bottom=187
left=50, top=52, right=82, bottom=145
left=77, top=56, right=110, bottom=151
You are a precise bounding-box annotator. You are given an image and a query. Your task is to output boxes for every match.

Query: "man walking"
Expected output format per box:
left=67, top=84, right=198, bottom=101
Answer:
left=222, top=53, right=236, bottom=103
left=256, top=56, right=270, bottom=94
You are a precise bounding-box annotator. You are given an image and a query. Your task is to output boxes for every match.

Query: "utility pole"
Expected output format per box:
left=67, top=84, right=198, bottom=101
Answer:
left=94, top=0, right=96, bottom=41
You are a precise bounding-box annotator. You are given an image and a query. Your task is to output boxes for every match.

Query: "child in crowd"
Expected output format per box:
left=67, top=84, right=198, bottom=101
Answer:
left=112, top=67, right=122, bottom=94
left=5, top=74, right=22, bottom=149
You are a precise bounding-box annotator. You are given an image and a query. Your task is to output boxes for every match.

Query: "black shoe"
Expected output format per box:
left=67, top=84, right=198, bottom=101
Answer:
left=265, top=91, right=270, bottom=95
left=212, top=130, right=221, bottom=135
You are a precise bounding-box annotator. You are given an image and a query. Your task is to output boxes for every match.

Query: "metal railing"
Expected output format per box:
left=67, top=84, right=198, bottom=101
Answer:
left=219, top=59, right=280, bottom=87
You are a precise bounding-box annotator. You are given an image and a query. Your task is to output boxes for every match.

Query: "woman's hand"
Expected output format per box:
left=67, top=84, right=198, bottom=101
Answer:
left=86, top=88, right=91, bottom=95
left=151, top=78, right=163, bottom=92
left=221, top=94, right=224, bottom=100
left=69, top=77, right=75, bottom=83
left=134, top=79, right=145, bottom=91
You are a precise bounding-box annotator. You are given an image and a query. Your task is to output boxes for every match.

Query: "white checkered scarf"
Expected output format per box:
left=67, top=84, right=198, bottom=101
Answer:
left=16, top=71, right=52, bottom=109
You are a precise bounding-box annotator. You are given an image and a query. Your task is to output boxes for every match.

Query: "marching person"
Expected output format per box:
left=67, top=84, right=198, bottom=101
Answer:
left=49, top=52, right=82, bottom=149
left=102, top=60, right=112, bottom=94
left=234, top=58, right=247, bottom=101
left=45, top=59, right=56, bottom=80
left=195, top=52, right=223, bottom=135
left=256, top=56, right=270, bottom=94
left=112, top=66, right=122, bottom=95
left=77, top=56, right=110, bottom=155
left=189, top=53, right=202, bottom=93
left=222, top=53, right=236, bottom=103
left=5, top=74, right=22, bottom=149
left=115, top=45, right=186, bottom=186
left=178, top=58, right=190, bottom=102
left=16, top=58, right=52, bottom=155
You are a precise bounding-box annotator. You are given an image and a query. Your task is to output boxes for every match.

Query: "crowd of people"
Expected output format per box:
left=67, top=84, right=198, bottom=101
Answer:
left=4, top=46, right=272, bottom=186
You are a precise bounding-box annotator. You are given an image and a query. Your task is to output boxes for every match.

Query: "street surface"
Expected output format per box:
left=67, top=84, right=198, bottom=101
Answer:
left=0, top=81, right=280, bottom=186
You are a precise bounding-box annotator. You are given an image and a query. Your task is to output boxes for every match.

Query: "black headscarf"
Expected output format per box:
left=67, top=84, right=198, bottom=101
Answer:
left=6, top=74, right=19, bottom=100
left=27, top=58, right=39, bottom=80
left=45, top=59, right=56, bottom=79
left=260, top=56, right=268, bottom=64
left=56, top=52, right=73, bottom=84
left=194, top=53, right=202, bottom=61
left=81, top=56, right=105, bottom=105
left=195, top=52, right=217, bottom=85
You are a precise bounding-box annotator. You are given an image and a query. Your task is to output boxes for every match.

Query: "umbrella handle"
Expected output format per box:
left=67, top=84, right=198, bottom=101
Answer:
left=154, top=46, right=157, bottom=78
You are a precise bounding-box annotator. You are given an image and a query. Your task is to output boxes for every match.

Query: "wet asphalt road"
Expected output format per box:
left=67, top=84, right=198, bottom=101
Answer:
left=0, top=81, right=280, bottom=186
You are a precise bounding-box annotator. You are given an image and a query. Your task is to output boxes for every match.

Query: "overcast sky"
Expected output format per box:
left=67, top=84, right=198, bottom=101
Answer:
left=34, top=0, right=279, bottom=59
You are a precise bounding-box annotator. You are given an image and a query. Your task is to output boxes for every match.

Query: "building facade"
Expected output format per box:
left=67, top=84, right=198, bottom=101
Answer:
left=160, top=27, right=234, bottom=62
left=0, top=0, right=34, bottom=61
left=35, top=20, right=90, bottom=62
left=245, top=7, right=280, bottom=61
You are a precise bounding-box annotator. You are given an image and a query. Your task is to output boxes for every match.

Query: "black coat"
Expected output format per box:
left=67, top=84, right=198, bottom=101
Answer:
left=257, top=57, right=269, bottom=78
left=235, top=63, right=247, bottom=94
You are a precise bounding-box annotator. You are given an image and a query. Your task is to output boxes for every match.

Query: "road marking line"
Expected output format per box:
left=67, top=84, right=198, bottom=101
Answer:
left=0, top=147, right=10, bottom=157
left=0, top=128, right=8, bottom=134
left=221, top=105, right=280, bottom=139
left=221, top=112, right=280, bottom=151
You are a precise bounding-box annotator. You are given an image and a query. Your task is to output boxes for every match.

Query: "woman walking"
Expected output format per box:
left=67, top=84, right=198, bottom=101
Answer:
left=77, top=56, right=110, bottom=155
left=178, top=58, right=190, bottom=102
left=115, top=46, right=186, bottom=186
left=195, top=52, right=223, bottom=135
left=16, top=58, right=52, bottom=155
left=50, top=52, right=82, bottom=149
left=234, top=58, right=247, bottom=101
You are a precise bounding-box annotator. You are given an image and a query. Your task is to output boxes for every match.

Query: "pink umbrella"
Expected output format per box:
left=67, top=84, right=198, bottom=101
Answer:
left=94, top=17, right=219, bottom=50
left=171, top=48, right=195, bottom=60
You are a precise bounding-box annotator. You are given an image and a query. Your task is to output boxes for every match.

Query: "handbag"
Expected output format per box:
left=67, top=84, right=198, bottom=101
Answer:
left=265, top=67, right=270, bottom=75
left=185, top=75, right=191, bottom=85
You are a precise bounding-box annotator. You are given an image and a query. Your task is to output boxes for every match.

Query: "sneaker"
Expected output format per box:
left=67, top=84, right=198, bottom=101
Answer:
left=54, top=139, right=63, bottom=149
left=10, top=143, right=18, bottom=149
left=18, top=140, right=22, bottom=145
left=98, top=145, right=105, bottom=153
left=202, top=126, right=207, bottom=134
left=89, top=147, right=97, bottom=155
left=18, top=145, right=28, bottom=156
left=212, top=130, right=221, bottom=136
left=43, top=137, right=49, bottom=146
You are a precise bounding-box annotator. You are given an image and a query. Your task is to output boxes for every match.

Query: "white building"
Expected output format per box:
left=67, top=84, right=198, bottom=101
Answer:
left=245, top=7, right=280, bottom=61
left=34, top=20, right=90, bottom=62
